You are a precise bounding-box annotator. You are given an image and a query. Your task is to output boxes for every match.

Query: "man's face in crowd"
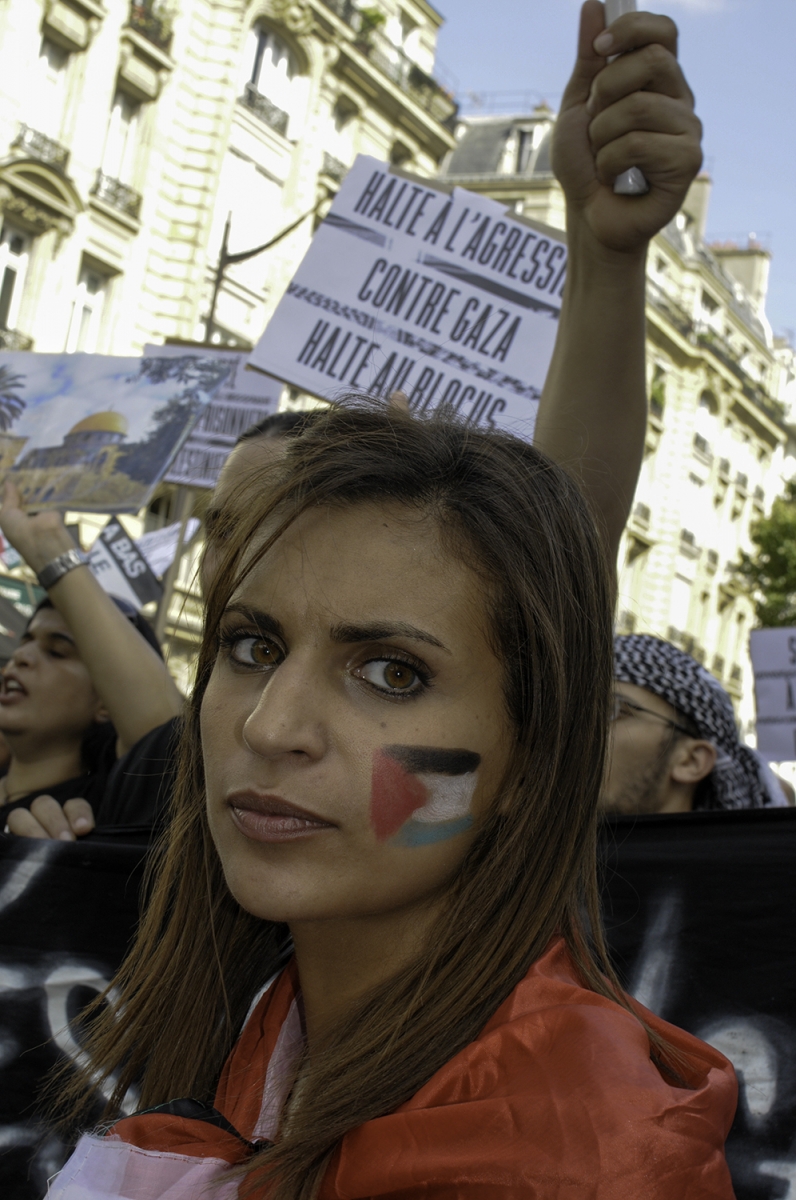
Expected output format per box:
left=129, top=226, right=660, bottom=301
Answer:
left=600, top=682, right=716, bottom=815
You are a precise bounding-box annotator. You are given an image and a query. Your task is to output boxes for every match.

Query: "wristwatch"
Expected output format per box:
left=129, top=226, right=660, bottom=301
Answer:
left=36, top=548, right=88, bottom=590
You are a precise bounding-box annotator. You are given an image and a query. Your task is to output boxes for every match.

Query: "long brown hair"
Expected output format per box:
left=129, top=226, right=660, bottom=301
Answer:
left=56, top=404, right=657, bottom=1197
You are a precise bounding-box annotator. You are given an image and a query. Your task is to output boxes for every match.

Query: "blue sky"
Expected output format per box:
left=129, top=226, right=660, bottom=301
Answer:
left=0, top=353, right=208, bottom=451
left=435, top=0, right=796, bottom=342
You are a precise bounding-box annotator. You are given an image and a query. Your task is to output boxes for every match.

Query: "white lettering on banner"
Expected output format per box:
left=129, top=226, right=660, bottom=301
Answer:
left=108, top=536, right=147, bottom=579
left=750, top=627, right=796, bottom=761
left=248, top=157, right=567, bottom=443
left=90, top=519, right=163, bottom=610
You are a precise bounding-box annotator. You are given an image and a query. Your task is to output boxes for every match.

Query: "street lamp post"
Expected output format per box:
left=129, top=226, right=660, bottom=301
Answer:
left=205, top=196, right=329, bottom=341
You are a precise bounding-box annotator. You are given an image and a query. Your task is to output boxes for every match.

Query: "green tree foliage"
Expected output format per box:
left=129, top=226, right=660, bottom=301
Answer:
left=117, top=355, right=233, bottom=483
left=0, top=366, right=26, bottom=432
left=116, top=395, right=199, bottom=484
left=737, top=479, right=796, bottom=626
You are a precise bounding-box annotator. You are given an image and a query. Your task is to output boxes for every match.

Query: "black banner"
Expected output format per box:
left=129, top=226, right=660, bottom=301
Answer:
left=1, top=811, right=795, bottom=1198
left=0, top=836, right=144, bottom=1198
left=602, top=808, right=796, bottom=1199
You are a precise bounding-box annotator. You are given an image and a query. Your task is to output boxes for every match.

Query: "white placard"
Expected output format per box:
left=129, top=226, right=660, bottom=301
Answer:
left=750, top=627, right=796, bottom=761
left=248, top=157, right=567, bottom=441
left=144, top=346, right=283, bottom=489
left=135, top=518, right=200, bottom=578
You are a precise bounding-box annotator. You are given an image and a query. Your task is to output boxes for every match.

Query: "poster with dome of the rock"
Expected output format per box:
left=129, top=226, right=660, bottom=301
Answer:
left=0, top=352, right=232, bottom=512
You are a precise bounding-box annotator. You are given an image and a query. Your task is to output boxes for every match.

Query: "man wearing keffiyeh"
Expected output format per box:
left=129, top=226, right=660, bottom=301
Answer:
left=602, top=634, right=789, bottom=813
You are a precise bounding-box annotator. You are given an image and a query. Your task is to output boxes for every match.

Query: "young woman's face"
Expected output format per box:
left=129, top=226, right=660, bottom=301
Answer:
left=0, top=608, right=106, bottom=747
left=201, top=503, right=512, bottom=925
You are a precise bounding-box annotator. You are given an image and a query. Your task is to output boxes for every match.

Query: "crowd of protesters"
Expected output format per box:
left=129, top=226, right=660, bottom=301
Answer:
left=0, top=4, right=783, bottom=1197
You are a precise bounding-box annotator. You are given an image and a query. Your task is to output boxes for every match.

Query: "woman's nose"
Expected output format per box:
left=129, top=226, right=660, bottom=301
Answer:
left=242, top=656, right=327, bottom=763
left=10, top=641, right=36, bottom=668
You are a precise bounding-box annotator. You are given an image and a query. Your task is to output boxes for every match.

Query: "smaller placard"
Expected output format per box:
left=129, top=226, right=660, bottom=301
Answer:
left=88, top=519, right=163, bottom=611
left=750, top=627, right=796, bottom=761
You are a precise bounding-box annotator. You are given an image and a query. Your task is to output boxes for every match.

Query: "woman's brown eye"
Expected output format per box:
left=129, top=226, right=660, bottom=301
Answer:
left=251, top=640, right=278, bottom=666
left=230, top=636, right=281, bottom=668
left=360, top=659, right=420, bottom=693
left=384, top=662, right=415, bottom=689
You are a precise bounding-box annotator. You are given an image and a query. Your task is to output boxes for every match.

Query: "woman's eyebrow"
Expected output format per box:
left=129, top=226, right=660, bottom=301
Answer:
left=223, top=605, right=285, bottom=640
left=330, top=621, right=449, bottom=652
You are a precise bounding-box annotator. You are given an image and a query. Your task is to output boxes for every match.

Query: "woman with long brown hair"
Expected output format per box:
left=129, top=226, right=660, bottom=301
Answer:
left=48, top=401, right=735, bottom=1200
left=47, top=6, right=737, bottom=1199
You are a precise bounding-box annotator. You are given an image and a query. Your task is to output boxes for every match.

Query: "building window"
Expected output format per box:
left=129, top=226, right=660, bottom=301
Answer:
left=102, top=91, right=140, bottom=184
left=36, top=38, right=69, bottom=138
left=65, top=266, right=108, bottom=354
left=400, top=11, right=418, bottom=45
left=240, top=25, right=304, bottom=136
left=0, top=226, right=31, bottom=333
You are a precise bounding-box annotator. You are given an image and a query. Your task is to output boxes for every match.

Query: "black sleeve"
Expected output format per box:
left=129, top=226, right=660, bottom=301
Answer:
left=94, top=717, right=182, bottom=834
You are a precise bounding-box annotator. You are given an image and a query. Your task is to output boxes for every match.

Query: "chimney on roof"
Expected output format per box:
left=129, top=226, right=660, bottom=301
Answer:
left=710, top=238, right=772, bottom=315
left=681, top=172, right=712, bottom=242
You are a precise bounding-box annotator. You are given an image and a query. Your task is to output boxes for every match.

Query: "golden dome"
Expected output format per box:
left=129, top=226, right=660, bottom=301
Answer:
left=68, top=411, right=128, bottom=436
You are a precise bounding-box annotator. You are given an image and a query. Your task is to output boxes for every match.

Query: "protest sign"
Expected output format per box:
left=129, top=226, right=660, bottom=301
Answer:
left=143, top=346, right=283, bottom=490
left=750, top=627, right=796, bottom=761
left=2, top=811, right=796, bottom=1199
left=135, top=517, right=201, bottom=578
left=0, top=574, right=43, bottom=623
left=0, top=576, right=45, bottom=659
left=87, top=518, right=163, bottom=610
left=0, top=353, right=233, bottom=512
left=248, top=156, right=567, bottom=441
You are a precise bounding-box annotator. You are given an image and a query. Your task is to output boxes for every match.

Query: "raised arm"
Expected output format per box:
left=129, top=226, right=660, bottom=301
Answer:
left=0, top=482, right=183, bottom=755
left=535, top=1, right=702, bottom=571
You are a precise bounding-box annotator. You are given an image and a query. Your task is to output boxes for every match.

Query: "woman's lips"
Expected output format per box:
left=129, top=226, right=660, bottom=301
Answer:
left=0, top=676, right=27, bottom=705
left=227, top=791, right=336, bottom=844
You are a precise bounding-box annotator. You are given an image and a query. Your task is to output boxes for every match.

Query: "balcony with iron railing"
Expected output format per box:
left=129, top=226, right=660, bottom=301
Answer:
left=646, top=276, right=694, bottom=340
left=91, top=171, right=142, bottom=221
left=697, top=328, right=786, bottom=424
left=11, top=124, right=69, bottom=171
left=240, top=82, right=289, bottom=137
left=318, top=0, right=457, bottom=125
left=128, top=2, right=173, bottom=53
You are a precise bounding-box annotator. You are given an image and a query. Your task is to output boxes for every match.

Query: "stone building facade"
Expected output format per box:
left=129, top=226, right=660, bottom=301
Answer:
left=0, top=0, right=456, bottom=684
left=0, top=0, right=455, bottom=357
left=442, top=109, right=792, bottom=735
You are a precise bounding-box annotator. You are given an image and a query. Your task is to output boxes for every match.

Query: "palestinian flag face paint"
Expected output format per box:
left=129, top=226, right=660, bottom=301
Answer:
left=370, top=746, right=481, bottom=847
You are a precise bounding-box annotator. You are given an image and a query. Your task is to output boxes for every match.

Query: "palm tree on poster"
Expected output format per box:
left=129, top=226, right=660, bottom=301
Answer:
left=0, top=366, right=26, bottom=432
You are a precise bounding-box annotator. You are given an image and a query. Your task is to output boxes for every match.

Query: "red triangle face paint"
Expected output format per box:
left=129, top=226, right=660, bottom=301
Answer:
left=370, top=750, right=429, bottom=841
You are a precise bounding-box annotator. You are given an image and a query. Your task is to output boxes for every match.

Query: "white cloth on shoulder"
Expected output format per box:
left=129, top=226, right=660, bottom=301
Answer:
left=46, top=1134, right=240, bottom=1200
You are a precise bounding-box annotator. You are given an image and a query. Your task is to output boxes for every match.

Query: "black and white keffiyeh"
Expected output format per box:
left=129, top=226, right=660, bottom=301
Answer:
left=614, top=634, right=786, bottom=810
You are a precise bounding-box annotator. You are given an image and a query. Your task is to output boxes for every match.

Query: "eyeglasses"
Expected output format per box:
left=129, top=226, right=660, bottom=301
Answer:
left=610, top=693, right=695, bottom=738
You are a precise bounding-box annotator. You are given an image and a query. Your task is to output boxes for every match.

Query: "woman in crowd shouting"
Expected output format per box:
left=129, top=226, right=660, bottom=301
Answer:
left=0, top=483, right=182, bottom=830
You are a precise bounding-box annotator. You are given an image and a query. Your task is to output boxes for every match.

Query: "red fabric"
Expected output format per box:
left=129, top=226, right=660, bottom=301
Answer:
left=106, top=1115, right=248, bottom=1164
left=113, top=941, right=738, bottom=1198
